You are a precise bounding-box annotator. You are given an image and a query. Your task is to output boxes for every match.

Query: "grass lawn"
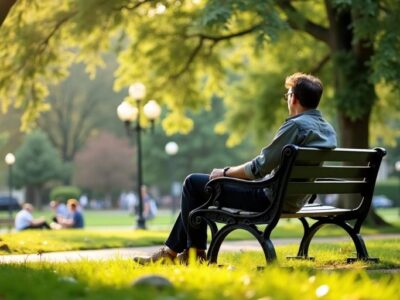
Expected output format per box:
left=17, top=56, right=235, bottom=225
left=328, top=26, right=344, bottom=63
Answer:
left=0, top=208, right=399, bottom=255
left=0, top=209, right=398, bottom=299
left=19, top=207, right=400, bottom=229
left=0, top=239, right=399, bottom=299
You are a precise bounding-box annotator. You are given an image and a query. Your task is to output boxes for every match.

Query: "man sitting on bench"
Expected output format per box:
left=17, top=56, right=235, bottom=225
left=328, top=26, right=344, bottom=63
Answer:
left=133, top=72, right=337, bottom=265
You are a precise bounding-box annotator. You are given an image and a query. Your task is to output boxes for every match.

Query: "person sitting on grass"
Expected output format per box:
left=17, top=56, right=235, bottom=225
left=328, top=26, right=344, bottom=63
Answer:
left=50, top=200, right=68, bottom=223
left=133, top=72, right=337, bottom=265
left=15, top=203, right=51, bottom=231
left=53, top=199, right=84, bottom=229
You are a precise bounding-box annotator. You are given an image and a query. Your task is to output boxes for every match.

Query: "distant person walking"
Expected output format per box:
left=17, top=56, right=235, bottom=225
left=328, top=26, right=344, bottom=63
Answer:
left=15, top=203, right=51, bottom=231
left=126, top=191, right=138, bottom=215
left=141, top=185, right=158, bottom=221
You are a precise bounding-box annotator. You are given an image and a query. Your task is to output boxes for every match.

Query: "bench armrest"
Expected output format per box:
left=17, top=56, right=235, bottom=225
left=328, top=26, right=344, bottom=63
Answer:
left=198, top=175, right=278, bottom=215
left=205, top=175, right=277, bottom=190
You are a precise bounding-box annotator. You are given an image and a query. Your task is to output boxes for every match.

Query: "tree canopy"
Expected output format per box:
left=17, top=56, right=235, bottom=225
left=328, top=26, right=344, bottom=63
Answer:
left=1, top=0, right=399, bottom=148
left=13, top=130, right=62, bottom=208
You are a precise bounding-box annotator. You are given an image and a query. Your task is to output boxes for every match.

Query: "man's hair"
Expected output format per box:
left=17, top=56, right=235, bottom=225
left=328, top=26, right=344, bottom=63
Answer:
left=285, top=72, right=323, bottom=108
left=67, top=198, right=79, bottom=209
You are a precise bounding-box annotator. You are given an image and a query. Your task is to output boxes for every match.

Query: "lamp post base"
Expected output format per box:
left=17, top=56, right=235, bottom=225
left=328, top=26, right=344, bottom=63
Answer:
left=136, top=218, right=146, bottom=230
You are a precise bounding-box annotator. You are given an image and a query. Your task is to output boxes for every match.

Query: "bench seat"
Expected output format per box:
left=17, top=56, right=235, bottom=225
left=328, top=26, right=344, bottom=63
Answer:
left=210, top=204, right=352, bottom=218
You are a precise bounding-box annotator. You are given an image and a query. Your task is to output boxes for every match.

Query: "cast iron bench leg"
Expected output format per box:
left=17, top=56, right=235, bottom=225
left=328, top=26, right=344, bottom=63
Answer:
left=207, top=223, right=277, bottom=265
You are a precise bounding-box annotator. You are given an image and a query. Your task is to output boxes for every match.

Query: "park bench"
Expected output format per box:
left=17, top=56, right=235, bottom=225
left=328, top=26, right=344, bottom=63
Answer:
left=189, top=144, right=386, bottom=264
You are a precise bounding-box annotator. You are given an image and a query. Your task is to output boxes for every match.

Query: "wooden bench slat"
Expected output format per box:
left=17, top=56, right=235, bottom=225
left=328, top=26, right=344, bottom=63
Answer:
left=208, top=206, right=259, bottom=215
left=295, top=148, right=376, bottom=162
left=286, top=181, right=367, bottom=194
left=282, top=208, right=351, bottom=218
left=290, top=165, right=371, bottom=178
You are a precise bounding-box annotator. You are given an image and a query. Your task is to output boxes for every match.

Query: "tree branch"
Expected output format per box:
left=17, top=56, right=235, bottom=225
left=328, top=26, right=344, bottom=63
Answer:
left=170, top=37, right=204, bottom=80
left=170, top=24, right=262, bottom=80
left=37, top=12, right=77, bottom=54
left=0, top=0, right=17, bottom=27
left=277, top=0, right=329, bottom=44
left=307, top=53, right=330, bottom=74
left=192, top=24, right=262, bottom=42
left=116, top=0, right=153, bottom=11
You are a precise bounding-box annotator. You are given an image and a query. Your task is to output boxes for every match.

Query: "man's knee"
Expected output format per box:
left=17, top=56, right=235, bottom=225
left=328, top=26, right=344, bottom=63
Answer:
left=183, top=173, right=209, bottom=194
left=183, top=173, right=196, bottom=192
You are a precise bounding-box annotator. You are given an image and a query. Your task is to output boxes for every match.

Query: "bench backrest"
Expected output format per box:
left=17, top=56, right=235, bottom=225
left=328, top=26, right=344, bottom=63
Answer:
left=273, top=145, right=386, bottom=215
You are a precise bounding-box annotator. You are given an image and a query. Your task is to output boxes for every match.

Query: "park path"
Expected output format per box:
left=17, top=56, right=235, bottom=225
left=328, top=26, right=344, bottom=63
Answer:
left=1, top=233, right=399, bottom=264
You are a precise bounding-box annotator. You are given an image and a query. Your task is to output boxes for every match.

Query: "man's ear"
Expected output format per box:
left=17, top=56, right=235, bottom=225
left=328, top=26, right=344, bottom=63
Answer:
left=292, top=94, right=299, bottom=105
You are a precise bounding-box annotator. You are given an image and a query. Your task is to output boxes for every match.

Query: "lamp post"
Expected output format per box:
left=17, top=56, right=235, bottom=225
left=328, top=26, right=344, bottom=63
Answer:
left=4, top=153, right=15, bottom=229
left=165, top=142, right=179, bottom=215
left=117, top=83, right=161, bottom=229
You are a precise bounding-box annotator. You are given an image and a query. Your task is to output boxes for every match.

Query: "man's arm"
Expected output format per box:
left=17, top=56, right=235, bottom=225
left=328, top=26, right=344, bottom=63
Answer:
left=58, top=216, right=74, bottom=228
left=209, top=163, right=250, bottom=180
left=210, top=120, right=300, bottom=181
left=30, top=216, right=46, bottom=226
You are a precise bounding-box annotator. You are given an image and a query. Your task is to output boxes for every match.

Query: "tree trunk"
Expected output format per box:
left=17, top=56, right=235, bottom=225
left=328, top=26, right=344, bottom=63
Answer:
left=325, top=2, right=389, bottom=226
left=0, top=0, right=17, bottom=27
left=338, top=113, right=369, bottom=148
left=25, top=185, right=35, bottom=206
left=25, top=185, right=43, bottom=210
left=33, top=186, right=42, bottom=210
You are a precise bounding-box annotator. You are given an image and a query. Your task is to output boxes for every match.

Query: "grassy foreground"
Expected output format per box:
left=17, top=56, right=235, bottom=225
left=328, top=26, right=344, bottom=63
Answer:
left=0, top=247, right=399, bottom=300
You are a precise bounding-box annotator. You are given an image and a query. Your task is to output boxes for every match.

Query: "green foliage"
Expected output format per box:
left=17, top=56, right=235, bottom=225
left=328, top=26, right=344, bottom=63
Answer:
left=370, top=0, right=400, bottom=89
left=13, top=130, right=62, bottom=188
left=333, top=51, right=377, bottom=120
left=0, top=131, right=9, bottom=149
left=0, top=0, right=400, bottom=149
left=201, top=0, right=286, bottom=40
left=50, top=185, right=81, bottom=202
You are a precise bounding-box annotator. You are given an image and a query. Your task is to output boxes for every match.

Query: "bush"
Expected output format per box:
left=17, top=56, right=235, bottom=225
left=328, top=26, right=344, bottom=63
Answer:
left=50, top=186, right=81, bottom=203
left=374, top=178, right=400, bottom=206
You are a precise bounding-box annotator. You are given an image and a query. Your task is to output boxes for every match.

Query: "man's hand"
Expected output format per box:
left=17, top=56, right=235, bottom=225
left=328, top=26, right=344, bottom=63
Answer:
left=209, top=168, right=224, bottom=180
left=209, top=164, right=249, bottom=180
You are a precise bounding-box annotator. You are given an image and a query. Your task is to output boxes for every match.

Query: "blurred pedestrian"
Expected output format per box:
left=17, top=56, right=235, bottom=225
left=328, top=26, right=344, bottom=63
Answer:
left=142, top=185, right=158, bottom=221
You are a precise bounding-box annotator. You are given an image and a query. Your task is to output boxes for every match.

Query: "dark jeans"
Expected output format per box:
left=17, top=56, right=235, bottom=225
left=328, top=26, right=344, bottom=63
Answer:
left=23, top=221, right=51, bottom=230
left=165, top=173, right=270, bottom=252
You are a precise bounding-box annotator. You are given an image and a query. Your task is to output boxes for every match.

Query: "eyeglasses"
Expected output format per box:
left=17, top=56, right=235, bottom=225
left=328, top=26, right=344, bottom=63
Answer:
left=284, top=92, right=293, bottom=101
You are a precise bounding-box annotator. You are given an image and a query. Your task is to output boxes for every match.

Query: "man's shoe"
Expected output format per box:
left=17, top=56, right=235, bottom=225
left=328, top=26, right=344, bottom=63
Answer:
left=133, top=247, right=176, bottom=265
left=177, top=248, right=207, bottom=265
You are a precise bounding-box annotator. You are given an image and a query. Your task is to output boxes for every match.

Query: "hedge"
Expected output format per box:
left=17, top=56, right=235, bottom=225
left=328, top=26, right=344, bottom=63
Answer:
left=50, top=186, right=81, bottom=203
